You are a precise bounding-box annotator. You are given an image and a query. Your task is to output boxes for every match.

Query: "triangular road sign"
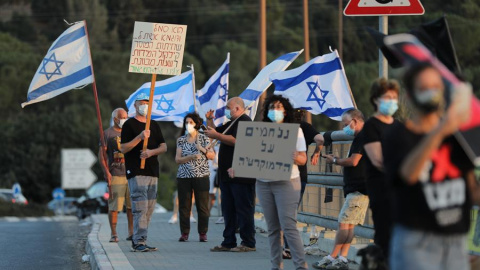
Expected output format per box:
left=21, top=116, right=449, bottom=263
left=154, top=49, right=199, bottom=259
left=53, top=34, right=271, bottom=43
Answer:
left=344, top=0, right=425, bottom=16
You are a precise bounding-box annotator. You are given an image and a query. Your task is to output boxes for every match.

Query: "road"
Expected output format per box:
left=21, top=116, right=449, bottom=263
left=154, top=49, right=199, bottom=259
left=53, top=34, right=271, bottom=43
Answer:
left=0, top=217, right=90, bottom=270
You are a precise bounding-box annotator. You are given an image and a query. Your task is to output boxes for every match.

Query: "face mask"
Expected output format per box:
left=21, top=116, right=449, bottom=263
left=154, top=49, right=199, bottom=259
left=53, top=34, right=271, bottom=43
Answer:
left=379, top=99, right=398, bottom=116
left=343, top=123, right=355, bottom=136
left=414, top=88, right=443, bottom=113
left=185, top=123, right=196, bottom=135
left=267, top=110, right=285, bottom=123
left=225, top=109, right=232, bottom=120
left=118, top=119, right=127, bottom=128
left=138, top=104, right=148, bottom=116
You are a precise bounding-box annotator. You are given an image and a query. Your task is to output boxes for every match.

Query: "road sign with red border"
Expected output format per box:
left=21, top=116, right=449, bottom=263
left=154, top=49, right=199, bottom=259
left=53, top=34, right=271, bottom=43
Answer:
left=344, top=0, right=425, bottom=16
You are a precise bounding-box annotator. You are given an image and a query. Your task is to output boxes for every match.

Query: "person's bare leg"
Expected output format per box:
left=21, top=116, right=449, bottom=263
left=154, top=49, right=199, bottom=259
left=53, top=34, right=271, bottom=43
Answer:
left=126, top=208, right=134, bottom=237
left=330, top=223, right=350, bottom=258
left=339, top=224, right=355, bottom=257
left=109, top=211, right=118, bottom=236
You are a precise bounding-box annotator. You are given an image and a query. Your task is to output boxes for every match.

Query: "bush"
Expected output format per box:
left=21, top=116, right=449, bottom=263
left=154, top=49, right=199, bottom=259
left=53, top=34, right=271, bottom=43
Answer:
left=0, top=200, right=54, bottom=217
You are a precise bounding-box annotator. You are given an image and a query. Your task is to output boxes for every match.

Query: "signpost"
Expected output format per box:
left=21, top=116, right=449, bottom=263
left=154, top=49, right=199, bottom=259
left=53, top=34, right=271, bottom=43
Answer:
left=232, top=122, right=300, bottom=181
left=128, top=21, right=187, bottom=169
left=61, top=149, right=97, bottom=189
left=12, top=183, right=21, bottom=199
left=52, top=187, right=66, bottom=215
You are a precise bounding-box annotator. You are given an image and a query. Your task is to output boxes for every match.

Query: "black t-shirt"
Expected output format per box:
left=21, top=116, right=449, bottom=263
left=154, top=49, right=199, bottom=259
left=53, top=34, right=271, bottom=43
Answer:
left=121, top=118, right=165, bottom=179
left=298, top=121, right=320, bottom=183
left=383, top=121, right=473, bottom=234
left=343, top=131, right=367, bottom=196
left=362, top=117, right=399, bottom=182
left=216, top=114, right=255, bottom=184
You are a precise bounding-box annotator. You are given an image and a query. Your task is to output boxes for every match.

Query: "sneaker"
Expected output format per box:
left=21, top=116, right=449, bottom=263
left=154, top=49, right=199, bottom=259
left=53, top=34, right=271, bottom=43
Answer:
left=326, top=258, right=348, bottom=270
left=190, top=216, right=197, bottom=223
left=210, top=245, right=231, bottom=252
left=178, top=233, right=189, bottom=242
left=215, top=217, right=224, bottom=224
left=131, top=244, right=149, bottom=252
left=168, top=215, right=178, bottom=224
left=126, top=235, right=133, bottom=241
left=312, top=256, right=334, bottom=269
left=230, top=244, right=256, bottom=252
left=145, top=245, right=158, bottom=252
left=199, top=233, right=207, bottom=242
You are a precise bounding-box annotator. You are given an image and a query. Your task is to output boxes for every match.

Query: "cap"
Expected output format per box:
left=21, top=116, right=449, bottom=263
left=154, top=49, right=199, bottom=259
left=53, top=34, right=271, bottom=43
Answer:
left=135, top=92, right=150, bottom=101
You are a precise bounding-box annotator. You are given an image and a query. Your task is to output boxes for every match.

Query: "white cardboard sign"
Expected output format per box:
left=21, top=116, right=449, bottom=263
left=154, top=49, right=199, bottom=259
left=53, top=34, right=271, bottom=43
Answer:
left=129, top=21, right=187, bottom=75
left=232, top=122, right=299, bottom=181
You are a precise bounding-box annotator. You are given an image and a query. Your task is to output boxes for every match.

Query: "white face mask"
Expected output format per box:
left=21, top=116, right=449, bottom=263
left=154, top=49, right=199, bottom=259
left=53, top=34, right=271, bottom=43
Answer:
left=118, top=119, right=127, bottom=128
left=185, top=123, right=196, bottom=135
left=138, top=104, right=148, bottom=116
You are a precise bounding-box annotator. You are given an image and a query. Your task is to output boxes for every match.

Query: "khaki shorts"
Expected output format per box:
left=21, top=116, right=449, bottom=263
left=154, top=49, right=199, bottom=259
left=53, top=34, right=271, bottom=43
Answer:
left=338, top=191, right=369, bottom=225
left=108, top=176, right=132, bottom=211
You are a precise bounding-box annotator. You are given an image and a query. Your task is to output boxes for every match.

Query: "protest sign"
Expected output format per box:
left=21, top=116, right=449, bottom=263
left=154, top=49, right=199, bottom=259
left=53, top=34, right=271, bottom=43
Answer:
left=233, top=122, right=299, bottom=181
left=129, top=22, right=187, bottom=76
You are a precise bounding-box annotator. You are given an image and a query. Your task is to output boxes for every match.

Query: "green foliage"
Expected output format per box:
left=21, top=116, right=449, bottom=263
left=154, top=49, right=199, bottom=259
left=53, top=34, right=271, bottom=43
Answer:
left=0, top=201, right=54, bottom=217
left=2, top=0, right=480, bottom=205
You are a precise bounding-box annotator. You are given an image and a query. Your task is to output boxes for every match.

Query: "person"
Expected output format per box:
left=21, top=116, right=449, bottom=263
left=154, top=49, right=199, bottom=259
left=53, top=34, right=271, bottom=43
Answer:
left=244, top=94, right=308, bottom=269
left=175, top=112, right=215, bottom=242
left=383, top=63, right=480, bottom=270
left=312, top=109, right=368, bottom=270
left=283, top=109, right=324, bottom=259
left=362, top=77, right=400, bottom=257
left=208, top=144, right=222, bottom=216
left=168, top=192, right=197, bottom=224
left=204, top=97, right=256, bottom=252
left=98, top=108, right=133, bottom=243
left=120, top=93, right=167, bottom=252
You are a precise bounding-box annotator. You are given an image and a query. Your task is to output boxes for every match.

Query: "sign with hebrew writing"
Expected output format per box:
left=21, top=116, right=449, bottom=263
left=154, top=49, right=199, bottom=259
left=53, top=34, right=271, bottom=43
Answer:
left=129, top=22, right=187, bottom=75
left=233, top=122, right=300, bottom=181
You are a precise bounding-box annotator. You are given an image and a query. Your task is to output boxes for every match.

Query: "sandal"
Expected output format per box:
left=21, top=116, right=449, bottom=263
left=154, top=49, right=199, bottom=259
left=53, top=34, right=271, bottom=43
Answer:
left=210, top=245, right=231, bottom=252
left=282, top=248, right=292, bottom=259
left=109, top=235, right=119, bottom=243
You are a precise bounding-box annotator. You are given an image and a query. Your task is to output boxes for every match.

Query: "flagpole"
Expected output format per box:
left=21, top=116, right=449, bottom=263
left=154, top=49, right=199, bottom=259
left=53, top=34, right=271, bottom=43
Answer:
left=83, top=20, right=110, bottom=191
left=336, top=49, right=357, bottom=109
left=140, top=74, right=157, bottom=169
left=190, top=64, right=197, bottom=112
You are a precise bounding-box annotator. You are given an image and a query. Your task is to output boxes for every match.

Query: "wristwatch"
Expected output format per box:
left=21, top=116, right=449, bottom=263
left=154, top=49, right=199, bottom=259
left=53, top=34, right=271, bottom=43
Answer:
left=333, top=157, right=337, bottom=165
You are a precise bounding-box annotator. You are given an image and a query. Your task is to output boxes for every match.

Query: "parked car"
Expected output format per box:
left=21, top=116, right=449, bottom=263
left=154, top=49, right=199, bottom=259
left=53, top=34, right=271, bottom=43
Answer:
left=74, top=181, right=109, bottom=219
left=47, top=197, right=78, bottom=215
left=0, top=188, right=28, bottom=205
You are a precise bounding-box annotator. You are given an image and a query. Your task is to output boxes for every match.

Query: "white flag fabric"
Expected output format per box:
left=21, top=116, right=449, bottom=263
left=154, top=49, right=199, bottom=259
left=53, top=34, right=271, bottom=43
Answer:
left=239, top=49, right=303, bottom=119
left=125, top=71, right=195, bottom=123
left=196, top=53, right=229, bottom=126
left=22, top=21, right=93, bottom=108
left=271, top=50, right=354, bottom=121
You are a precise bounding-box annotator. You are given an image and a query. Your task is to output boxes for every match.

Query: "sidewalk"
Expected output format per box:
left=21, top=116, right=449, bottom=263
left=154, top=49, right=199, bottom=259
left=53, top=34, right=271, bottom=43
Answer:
left=87, top=212, right=360, bottom=270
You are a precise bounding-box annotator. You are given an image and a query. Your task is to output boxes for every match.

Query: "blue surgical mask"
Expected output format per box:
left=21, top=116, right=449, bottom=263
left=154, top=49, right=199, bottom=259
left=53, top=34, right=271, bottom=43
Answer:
left=379, top=99, right=398, bottom=116
left=225, top=109, right=231, bottom=120
left=267, top=110, right=284, bottom=123
left=343, top=124, right=355, bottom=136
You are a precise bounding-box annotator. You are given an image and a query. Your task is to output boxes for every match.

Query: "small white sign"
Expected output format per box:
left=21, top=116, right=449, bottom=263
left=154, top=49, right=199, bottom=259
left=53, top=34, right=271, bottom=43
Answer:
left=61, top=169, right=97, bottom=189
left=61, top=149, right=97, bottom=189
left=61, top=149, right=97, bottom=169
left=129, top=21, right=187, bottom=76
left=232, top=122, right=299, bottom=181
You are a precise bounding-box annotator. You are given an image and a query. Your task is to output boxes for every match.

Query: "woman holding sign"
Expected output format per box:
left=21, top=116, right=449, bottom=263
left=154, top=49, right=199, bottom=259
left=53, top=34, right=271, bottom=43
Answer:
left=230, top=95, right=308, bottom=269
left=175, top=112, right=215, bottom=243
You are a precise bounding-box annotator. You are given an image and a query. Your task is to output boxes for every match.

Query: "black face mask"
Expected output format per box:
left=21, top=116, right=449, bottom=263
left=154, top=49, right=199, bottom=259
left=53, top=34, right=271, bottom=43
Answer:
left=413, top=89, right=443, bottom=113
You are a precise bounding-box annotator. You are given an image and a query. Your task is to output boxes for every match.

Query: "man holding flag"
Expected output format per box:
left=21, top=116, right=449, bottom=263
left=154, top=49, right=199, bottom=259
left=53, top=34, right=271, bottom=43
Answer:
left=120, top=93, right=167, bottom=252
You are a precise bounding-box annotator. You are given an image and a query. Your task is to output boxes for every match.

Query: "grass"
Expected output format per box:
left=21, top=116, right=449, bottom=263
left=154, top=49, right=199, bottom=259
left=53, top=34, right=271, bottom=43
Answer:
left=0, top=200, right=54, bottom=217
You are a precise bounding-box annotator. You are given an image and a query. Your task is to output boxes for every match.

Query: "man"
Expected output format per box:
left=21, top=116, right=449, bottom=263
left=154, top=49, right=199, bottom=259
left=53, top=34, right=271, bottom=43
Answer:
left=120, top=93, right=167, bottom=252
left=99, top=108, right=133, bottom=243
left=312, top=108, right=368, bottom=270
left=204, top=97, right=256, bottom=252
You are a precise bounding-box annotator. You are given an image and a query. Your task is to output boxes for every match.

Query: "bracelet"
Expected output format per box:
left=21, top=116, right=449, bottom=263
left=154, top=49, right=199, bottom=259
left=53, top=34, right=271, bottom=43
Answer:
left=333, top=157, right=337, bottom=164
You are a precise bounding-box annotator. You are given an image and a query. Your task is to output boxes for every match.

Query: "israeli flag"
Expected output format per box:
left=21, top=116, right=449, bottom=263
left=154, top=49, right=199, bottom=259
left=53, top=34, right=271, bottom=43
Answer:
left=271, top=50, right=355, bottom=121
left=22, top=21, right=93, bottom=108
left=125, top=71, right=195, bottom=123
left=239, top=49, right=303, bottom=119
left=196, top=53, right=229, bottom=126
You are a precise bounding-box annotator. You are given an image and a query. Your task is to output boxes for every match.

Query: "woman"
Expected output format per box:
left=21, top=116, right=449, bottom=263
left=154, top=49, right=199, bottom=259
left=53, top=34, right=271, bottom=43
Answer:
left=230, top=95, right=308, bottom=269
left=383, top=63, right=479, bottom=270
left=175, top=112, right=215, bottom=242
left=362, top=77, right=400, bottom=257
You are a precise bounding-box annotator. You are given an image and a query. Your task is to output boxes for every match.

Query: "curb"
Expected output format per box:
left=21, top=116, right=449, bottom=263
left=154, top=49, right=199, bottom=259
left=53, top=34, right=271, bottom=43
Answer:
left=86, top=215, right=114, bottom=270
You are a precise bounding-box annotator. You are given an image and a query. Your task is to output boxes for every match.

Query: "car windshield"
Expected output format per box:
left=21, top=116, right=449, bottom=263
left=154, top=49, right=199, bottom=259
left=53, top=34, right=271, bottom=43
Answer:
left=86, top=182, right=107, bottom=198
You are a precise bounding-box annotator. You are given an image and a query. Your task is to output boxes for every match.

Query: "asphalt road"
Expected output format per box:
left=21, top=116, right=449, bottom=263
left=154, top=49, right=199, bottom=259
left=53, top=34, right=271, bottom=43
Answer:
left=0, top=217, right=90, bottom=270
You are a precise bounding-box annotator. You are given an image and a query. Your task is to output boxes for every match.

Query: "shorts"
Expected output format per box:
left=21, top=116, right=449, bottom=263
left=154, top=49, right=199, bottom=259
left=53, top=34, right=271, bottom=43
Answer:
left=108, top=175, right=132, bottom=211
left=338, top=191, right=369, bottom=225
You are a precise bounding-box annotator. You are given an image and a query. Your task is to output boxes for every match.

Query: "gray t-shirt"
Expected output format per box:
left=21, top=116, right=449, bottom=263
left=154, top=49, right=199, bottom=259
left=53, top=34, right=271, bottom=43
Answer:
left=103, top=127, right=126, bottom=176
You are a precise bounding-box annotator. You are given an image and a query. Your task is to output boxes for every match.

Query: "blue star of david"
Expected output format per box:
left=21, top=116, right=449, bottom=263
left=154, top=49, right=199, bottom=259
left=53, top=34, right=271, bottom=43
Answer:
left=219, top=83, right=228, bottom=102
left=306, top=80, right=329, bottom=110
left=155, top=95, right=175, bottom=113
left=38, top=52, right=64, bottom=80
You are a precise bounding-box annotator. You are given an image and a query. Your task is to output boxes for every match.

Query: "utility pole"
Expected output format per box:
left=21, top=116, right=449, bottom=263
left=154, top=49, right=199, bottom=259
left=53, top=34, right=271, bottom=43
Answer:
left=338, top=0, right=343, bottom=59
